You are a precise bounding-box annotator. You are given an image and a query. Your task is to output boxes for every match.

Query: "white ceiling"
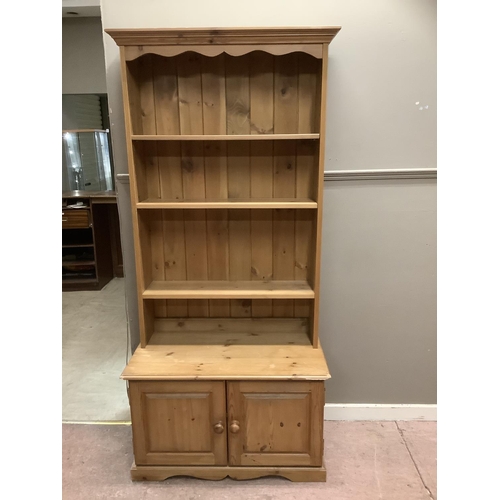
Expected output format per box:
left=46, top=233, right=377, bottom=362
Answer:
left=62, top=0, right=100, bottom=17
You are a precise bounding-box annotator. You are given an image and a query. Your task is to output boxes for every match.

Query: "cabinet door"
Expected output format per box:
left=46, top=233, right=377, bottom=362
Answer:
left=129, top=381, right=227, bottom=466
left=227, top=381, right=324, bottom=466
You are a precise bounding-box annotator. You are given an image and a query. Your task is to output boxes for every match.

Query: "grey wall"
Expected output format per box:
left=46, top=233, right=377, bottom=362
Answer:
left=321, top=180, right=436, bottom=403
left=62, top=17, right=107, bottom=94
left=100, top=0, right=437, bottom=404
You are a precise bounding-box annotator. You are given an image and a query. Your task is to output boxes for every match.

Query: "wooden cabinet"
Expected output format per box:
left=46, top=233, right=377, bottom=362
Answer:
left=129, top=381, right=227, bottom=466
left=227, top=381, right=324, bottom=467
left=62, top=192, right=123, bottom=291
left=129, top=380, right=323, bottom=468
left=106, top=26, right=341, bottom=482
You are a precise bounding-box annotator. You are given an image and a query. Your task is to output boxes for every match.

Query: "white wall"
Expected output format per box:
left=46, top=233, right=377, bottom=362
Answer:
left=100, top=0, right=437, bottom=404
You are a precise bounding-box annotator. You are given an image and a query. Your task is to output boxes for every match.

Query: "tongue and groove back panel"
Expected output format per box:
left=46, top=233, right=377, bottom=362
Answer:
left=133, top=140, right=318, bottom=202
left=137, top=207, right=315, bottom=320
left=126, top=50, right=321, bottom=325
left=121, top=45, right=327, bottom=348
left=125, top=52, right=321, bottom=136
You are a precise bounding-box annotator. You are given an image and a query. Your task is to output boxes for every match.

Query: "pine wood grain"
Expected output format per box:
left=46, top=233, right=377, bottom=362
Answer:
left=225, top=55, right=250, bottom=135
left=251, top=209, right=273, bottom=317
left=204, top=142, right=228, bottom=200
left=143, top=280, right=313, bottom=299
left=120, top=48, right=150, bottom=346
left=310, top=44, right=330, bottom=347
left=181, top=142, right=205, bottom=199
left=249, top=52, right=274, bottom=134
left=158, top=142, right=182, bottom=200
left=162, top=210, right=187, bottom=317
left=184, top=211, right=209, bottom=316
left=298, top=53, right=320, bottom=133
left=122, top=330, right=330, bottom=380
left=154, top=317, right=308, bottom=334
left=201, top=55, right=226, bottom=134
left=153, top=56, right=180, bottom=135
left=177, top=52, right=204, bottom=135
left=131, top=134, right=319, bottom=140
left=250, top=142, right=274, bottom=199
left=206, top=210, right=230, bottom=317
left=129, top=381, right=227, bottom=465
left=130, top=463, right=326, bottom=482
left=249, top=140, right=274, bottom=317
left=274, top=53, right=299, bottom=134
left=273, top=141, right=297, bottom=198
left=227, top=381, right=323, bottom=466
left=124, top=44, right=324, bottom=61
left=149, top=212, right=166, bottom=317
left=296, top=140, right=316, bottom=200
left=106, top=26, right=341, bottom=46
left=145, top=142, right=160, bottom=200
left=137, top=54, right=157, bottom=135
left=273, top=209, right=296, bottom=317
left=227, top=143, right=250, bottom=199
left=228, top=210, right=252, bottom=316
left=137, top=198, right=317, bottom=209
left=131, top=142, right=148, bottom=201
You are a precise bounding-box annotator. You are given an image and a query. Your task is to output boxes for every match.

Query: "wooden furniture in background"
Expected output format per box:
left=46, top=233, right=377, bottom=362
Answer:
left=62, top=191, right=123, bottom=291
left=106, top=26, right=340, bottom=482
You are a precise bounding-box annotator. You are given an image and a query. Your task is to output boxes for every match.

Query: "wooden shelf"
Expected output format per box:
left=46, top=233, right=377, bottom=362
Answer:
left=121, top=319, right=329, bottom=381
left=131, top=134, right=319, bottom=141
left=143, top=280, right=314, bottom=299
left=137, top=198, right=318, bottom=209
left=62, top=243, right=94, bottom=249
left=62, top=260, right=96, bottom=267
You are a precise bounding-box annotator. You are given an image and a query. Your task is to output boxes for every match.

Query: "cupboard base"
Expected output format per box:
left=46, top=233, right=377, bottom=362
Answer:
left=131, top=463, right=326, bottom=482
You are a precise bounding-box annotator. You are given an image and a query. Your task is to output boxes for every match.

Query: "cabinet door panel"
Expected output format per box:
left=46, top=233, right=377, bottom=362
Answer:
left=129, top=381, right=227, bottom=465
left=227, top=381, right=324, bottom=466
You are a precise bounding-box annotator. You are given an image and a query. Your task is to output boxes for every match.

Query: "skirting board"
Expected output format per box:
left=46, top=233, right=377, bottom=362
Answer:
left=324, top=404, right=437, bottom=421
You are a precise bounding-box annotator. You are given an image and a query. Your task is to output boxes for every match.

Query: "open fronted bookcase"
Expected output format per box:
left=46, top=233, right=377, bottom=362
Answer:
left=107, top=26, right=340, bottom=482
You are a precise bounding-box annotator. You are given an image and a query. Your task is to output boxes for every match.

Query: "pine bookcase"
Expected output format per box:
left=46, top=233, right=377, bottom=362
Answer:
left=106, top=26, right=341, bottom=482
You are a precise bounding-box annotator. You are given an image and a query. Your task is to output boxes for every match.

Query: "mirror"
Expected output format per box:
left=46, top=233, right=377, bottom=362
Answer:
left=62, top=94, right=115, bottom=192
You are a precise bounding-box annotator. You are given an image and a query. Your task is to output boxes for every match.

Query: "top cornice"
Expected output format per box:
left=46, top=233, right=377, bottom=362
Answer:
left=105, top=27, right=341, bottom=46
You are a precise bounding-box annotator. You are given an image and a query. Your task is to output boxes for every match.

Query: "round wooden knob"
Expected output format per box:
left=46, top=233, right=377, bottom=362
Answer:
left=229, top=420, right=240, bottom=433
left=213, top=421, right=224, bottom=434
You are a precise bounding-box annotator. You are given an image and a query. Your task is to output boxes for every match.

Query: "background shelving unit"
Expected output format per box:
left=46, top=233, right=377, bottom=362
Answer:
left=62, top=193, right=122, bottom=290
left=107, top=26, right=340, bottom=482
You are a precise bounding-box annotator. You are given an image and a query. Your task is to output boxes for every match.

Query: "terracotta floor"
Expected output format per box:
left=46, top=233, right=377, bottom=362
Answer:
left=62, top=421, right=436, bottom=500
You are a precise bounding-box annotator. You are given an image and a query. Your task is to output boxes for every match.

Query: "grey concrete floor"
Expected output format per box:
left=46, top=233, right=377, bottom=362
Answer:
left=62, top=278, right=130, bottom=421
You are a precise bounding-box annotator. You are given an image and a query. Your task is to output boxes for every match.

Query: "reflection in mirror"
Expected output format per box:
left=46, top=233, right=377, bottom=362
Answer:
left=62, top=131, right=113, bottom=191
left=62, top=94, right=115, bottom=192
